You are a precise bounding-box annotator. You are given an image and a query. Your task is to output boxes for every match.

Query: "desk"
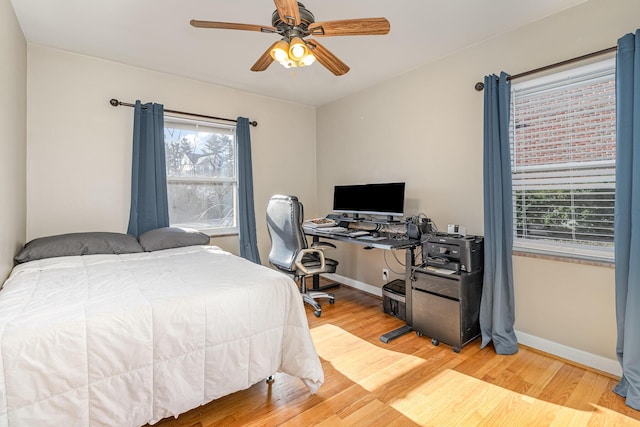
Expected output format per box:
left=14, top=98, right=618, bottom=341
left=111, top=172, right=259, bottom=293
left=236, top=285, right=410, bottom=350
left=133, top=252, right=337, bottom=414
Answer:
left=304, top=227, right=420, bottom=342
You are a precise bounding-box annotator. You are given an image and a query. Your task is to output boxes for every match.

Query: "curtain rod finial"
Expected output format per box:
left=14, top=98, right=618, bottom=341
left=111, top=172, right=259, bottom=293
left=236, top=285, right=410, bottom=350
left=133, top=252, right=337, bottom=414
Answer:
left=250, top=120, right=258, bottom=127
left=109, top=98, right=120, bottom=107
left=475, top=82, right=485, bottom=91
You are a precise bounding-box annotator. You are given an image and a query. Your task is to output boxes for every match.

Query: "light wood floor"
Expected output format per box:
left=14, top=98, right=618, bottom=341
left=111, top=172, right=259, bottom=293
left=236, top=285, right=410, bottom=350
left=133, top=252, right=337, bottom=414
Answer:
left=149, top=282, right=640, bottom=426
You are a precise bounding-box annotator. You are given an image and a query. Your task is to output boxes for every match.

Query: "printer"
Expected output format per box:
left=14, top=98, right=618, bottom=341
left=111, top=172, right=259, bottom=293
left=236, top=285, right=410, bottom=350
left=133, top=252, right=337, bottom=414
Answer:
left=421, top=233, right=484, bottom=273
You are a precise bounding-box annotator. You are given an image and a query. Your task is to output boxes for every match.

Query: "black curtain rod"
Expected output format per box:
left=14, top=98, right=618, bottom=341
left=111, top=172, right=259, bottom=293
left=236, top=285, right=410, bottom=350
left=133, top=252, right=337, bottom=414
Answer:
left=474, top=45, right=617, bottom=91
left=109, top=98, right=257, bottom=127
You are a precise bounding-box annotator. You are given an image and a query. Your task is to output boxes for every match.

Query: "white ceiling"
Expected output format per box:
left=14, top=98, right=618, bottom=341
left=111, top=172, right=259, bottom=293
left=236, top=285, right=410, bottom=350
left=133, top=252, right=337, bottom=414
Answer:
left=11, top=0, right=586, bottom=107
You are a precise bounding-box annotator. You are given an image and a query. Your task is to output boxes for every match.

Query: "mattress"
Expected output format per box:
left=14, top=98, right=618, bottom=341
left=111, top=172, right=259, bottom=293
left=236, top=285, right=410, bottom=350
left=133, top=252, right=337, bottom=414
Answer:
left=0, top=245, right=323, bottom=426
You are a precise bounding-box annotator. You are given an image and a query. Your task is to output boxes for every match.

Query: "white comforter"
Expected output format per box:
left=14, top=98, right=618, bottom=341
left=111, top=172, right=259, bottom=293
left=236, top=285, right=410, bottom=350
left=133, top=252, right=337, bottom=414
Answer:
left=0, top=246, right=323, bottom=426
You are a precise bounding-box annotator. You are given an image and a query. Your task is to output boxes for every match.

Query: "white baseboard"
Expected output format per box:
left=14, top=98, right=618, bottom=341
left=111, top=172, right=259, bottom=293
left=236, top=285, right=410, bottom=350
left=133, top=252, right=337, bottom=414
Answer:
left=323, top=273, right=621, bottom=377
left=515, top=330, right=621, bottom=377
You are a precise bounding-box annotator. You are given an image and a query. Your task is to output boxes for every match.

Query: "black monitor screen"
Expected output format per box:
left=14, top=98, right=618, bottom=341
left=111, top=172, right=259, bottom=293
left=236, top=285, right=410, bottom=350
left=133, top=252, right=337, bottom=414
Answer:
left=332, top=182, right=405, bottom=217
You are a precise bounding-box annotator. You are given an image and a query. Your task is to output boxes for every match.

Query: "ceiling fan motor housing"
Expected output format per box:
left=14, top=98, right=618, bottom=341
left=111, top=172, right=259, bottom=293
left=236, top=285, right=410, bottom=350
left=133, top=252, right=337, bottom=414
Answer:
left=271, top=2, right=315, bottom=38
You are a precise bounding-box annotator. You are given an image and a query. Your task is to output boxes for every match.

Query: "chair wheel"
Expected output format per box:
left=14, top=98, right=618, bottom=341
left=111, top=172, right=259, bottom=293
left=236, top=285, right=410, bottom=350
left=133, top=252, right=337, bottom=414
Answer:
left=314, top=310, right=322, bottom=317
left=329, top=298, right=335, bottom=305
left=416, top=331, right=424, bottom=337
left=453, top=347, right=461, bottom=353
left=432, top=338, right=439, bottom=346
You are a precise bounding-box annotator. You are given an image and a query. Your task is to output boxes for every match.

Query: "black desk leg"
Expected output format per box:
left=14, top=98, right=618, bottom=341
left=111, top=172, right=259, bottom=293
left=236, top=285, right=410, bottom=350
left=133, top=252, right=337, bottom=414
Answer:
left=379, top=324, right=413, bottom=343
left=379, top=247, right=415, bottom=343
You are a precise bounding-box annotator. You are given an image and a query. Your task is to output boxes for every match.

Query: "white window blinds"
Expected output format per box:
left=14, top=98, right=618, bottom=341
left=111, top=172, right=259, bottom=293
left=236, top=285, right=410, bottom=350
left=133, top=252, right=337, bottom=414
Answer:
left=510, top=58, right=616, bottom=261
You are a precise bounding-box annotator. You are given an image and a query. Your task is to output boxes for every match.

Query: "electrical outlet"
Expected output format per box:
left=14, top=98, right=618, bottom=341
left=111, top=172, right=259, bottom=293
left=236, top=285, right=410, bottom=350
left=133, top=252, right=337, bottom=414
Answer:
left=382, top=269, right=389, bottom=282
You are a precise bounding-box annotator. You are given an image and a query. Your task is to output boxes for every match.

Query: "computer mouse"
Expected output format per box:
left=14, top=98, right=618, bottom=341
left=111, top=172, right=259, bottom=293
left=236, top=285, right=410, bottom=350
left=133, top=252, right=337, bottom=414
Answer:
left=371, top=231, right=380, bottom=238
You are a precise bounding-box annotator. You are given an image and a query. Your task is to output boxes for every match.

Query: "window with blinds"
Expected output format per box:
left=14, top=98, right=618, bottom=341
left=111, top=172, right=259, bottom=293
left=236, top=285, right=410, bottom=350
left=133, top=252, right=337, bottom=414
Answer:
left=510, top=58, right=616, bottom=262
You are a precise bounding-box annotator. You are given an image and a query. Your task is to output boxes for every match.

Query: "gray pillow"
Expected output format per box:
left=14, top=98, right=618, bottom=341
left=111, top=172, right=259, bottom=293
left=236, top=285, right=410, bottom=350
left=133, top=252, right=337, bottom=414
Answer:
left=14, top=232, right=144, bottom=264
left=138, top=227, right=210, bottom=252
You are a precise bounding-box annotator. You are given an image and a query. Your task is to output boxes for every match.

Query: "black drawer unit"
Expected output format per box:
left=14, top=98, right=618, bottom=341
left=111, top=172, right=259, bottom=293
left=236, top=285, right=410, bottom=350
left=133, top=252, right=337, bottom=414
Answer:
left=411, top=268, right=483, bottom=352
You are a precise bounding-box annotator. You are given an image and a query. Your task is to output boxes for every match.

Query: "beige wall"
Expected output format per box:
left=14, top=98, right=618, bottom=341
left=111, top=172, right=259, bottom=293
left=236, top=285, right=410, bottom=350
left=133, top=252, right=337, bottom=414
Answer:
left=317, top=0, right=637, bottom=369
left=26, top=46, right=317, bottom=260
left=0, top=0, right=27, bottom=281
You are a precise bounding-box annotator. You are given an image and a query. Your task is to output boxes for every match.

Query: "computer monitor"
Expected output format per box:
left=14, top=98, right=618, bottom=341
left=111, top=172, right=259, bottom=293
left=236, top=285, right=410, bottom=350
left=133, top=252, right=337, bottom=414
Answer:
left=332, top=182, right=405, bottom=220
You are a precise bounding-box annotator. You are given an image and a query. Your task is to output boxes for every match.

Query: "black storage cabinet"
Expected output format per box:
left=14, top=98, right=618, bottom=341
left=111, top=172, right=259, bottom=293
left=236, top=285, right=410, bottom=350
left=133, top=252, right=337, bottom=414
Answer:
left=412, top=269, right=483, bottom=352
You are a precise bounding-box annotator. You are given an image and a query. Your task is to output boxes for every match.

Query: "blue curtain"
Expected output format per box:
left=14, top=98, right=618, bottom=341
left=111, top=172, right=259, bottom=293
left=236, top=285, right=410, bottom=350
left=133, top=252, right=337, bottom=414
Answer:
left=237, top=117, right=261, bottom=264
left=127, top=101, right=170, bottom=236
left=480, top=72, right=519, bottom=355
left=614, top=30, right=640, bottom=410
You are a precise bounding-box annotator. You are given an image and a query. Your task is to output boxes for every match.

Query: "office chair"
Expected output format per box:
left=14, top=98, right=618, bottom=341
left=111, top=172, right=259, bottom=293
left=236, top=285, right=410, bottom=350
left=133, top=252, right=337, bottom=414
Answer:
left=266, top=194, right=336, bottom=317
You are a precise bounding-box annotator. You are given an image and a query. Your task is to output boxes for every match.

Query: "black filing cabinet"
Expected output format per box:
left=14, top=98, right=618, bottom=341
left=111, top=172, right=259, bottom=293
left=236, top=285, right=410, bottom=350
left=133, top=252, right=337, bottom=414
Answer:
left=412, top=268, right=483, bottom=352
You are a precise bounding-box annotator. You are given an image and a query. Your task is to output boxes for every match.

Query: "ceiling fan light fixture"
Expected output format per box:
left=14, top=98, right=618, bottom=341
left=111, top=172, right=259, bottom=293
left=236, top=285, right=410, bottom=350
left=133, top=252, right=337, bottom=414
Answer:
left=268, top=36, right=314, bottom=69
left=270, top=39, right=290, bottom=63
left=288, top=37, right=308, bottom=60
left=300, top=53, right=316, bottom=67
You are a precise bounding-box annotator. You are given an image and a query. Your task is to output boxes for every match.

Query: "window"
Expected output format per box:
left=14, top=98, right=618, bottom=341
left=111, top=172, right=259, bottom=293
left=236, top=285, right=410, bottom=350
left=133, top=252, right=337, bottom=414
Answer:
left=510, top=58, right=616, bottom=262
left=164, top=116, right=238, bottom=235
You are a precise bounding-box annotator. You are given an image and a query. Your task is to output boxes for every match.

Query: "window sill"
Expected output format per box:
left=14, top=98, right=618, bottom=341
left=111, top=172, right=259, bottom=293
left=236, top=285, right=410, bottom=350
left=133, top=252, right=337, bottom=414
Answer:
left=513, top=250, right=614, bottom=269
left=208, top=231, right=239, bottom=238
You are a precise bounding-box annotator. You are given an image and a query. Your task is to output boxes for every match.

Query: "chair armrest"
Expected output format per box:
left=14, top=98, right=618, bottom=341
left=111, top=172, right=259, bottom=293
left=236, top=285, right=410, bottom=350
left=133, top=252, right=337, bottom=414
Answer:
left=294, top=248, right=326, bottom=276
left=311, top=241, right=336, bottom=250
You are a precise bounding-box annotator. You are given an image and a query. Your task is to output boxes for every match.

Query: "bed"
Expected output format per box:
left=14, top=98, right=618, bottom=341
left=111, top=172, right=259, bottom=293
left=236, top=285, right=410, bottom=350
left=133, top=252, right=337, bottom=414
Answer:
left=0, top=229, right=323, bottom=426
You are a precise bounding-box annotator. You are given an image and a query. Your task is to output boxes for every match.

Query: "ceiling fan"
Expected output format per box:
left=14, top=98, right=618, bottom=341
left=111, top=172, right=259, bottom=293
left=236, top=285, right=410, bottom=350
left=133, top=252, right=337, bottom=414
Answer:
left=190, top=0, right=390, bottom=76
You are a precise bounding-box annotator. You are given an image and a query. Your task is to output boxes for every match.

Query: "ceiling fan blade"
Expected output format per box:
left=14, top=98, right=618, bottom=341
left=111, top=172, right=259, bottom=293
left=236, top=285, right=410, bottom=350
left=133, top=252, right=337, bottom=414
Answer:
left=306, top=39, right=350, bottom=76
left=308, top=18, right=390, bottom=37
left=190, top=20, right=276, bottom=33
left=251, top=42, right=277, bottom=72
left=273, top=0, right=300, bottom=26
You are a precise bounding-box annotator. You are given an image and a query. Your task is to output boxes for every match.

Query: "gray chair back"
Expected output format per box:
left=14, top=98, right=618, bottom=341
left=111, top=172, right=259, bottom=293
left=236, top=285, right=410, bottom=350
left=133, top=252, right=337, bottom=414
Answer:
left=266, top=195, right=309, bottom=273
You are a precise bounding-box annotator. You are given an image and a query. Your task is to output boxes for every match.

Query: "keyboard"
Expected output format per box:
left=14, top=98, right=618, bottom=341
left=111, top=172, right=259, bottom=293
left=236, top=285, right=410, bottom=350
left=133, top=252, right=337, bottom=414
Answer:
left=313, top=226, right=348, bottom=235
left=358, top=235, right=386, bottom=241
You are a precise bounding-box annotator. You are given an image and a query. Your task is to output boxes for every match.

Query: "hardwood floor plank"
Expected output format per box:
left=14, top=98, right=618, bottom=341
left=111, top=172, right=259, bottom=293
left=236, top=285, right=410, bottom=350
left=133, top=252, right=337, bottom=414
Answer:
left=148, top=282, right=640, bottom=427
left=338, top=399, right=391, bottom=425
left=515, top=357, right=565, bottom=399
left=538, top=364, right=584, bottom=405
left=565, top=370, right=612, bottom=410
